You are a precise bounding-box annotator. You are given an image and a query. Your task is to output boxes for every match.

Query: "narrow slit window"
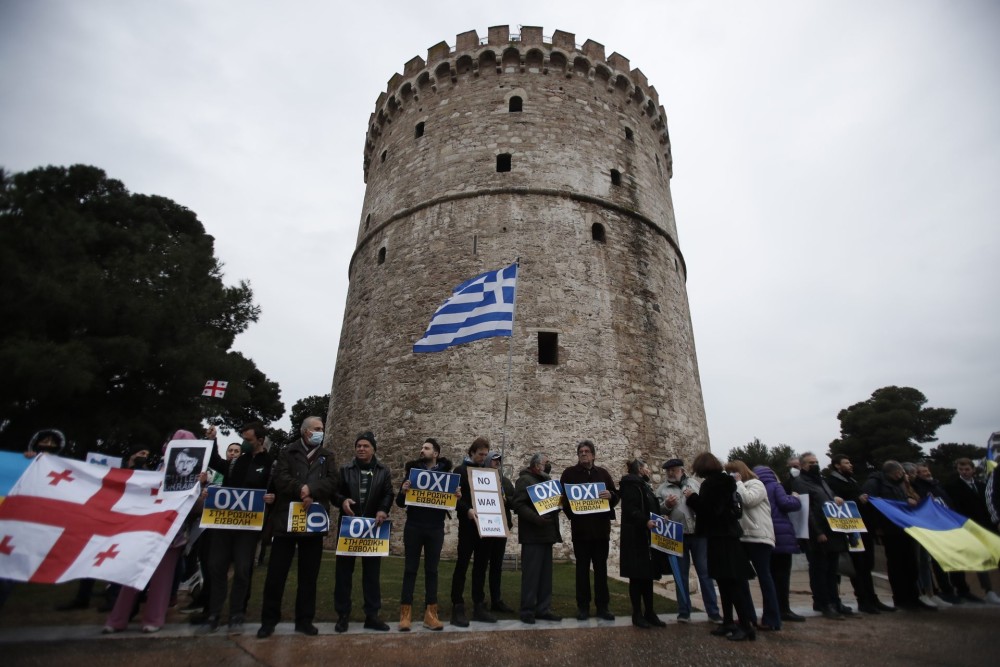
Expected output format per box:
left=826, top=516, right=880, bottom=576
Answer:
left=624, top=127, right=634, bottom=141
left=610, top=169, right=621, bottom=186
left=497, top=153, right=512, bottom=172
left=377, top=247, right=386, bottom=265
left=415, top=122, right=425, bottom=138
left=538, top=332, right=558, bottom=365
left=592, top=223, right=606, bottom=243
left=365, top=214, right=371, bottom=231
left=381, top=150, right=387, bottom=163
left=509, top=96, right=523, bottom=112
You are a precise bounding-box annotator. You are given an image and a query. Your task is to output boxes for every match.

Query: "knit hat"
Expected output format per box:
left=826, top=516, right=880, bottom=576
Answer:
left=355, top=431, right=377, bottom=451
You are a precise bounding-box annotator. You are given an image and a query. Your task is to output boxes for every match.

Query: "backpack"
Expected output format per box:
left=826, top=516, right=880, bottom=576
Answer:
left=730, top=489, right=744, bottom=520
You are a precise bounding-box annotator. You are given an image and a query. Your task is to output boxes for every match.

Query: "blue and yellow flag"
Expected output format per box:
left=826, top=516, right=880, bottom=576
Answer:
left=869, top=496, right=1000, bottom=572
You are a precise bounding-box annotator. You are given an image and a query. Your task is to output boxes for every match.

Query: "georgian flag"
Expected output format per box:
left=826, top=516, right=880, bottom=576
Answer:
left=0, top=454, right=198, bottom=589
left=202, top=380, right=228, bottom=398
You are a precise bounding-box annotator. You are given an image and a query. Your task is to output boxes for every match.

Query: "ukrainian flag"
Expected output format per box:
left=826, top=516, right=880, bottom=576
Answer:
left=869, top=496, right=1000, bottom=571
left=0, top=451, right=32, bottom=505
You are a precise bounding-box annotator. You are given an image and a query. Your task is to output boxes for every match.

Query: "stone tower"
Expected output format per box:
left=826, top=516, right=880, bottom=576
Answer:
left=328, top=26, right=709, bottom=555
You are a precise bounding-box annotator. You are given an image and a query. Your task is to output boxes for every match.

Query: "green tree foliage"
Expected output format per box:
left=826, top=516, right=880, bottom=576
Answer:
left=925, top=442, right=987, bottom=483
left=0, top=165, right=283, bottom=454
left=828, top=386, right=955, bottom=472
left=726, top=438, right=797, bottom=479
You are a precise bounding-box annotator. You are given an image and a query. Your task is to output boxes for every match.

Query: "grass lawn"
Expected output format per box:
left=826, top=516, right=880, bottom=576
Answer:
left=1, top=553, right=676, bottom=627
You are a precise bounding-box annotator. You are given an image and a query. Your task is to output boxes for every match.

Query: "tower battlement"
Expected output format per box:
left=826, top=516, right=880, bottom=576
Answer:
left=364, top=25, right=671, bottom=183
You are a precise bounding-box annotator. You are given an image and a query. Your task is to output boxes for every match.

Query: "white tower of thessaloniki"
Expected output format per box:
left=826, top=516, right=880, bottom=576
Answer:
left=327, top=26, right=710, bottom=557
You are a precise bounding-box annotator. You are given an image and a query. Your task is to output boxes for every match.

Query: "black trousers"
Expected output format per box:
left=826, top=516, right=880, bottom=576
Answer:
left=717, top=577, right=755, bottom=631
left=334, top=555, right=382, bottom=617
left=770, top=551, right=793, bottom=613
left=486, top=536, right=507, bottom=603
left=883, top=531, right=920, bottom=606
left=572, top=538, right=610, bottom=610
left=520, top=543, right=553, bottom=614
left=400, top=523, right=444, bottom=606
left=847, top=532, right=878, bottom=607
left=804, top=540, right=842, bottom=609
left=207, top=529, right=259, bottom=619
left=260, top=534, right=323, bottom=627
left=450, top=522, right=490, bottom=605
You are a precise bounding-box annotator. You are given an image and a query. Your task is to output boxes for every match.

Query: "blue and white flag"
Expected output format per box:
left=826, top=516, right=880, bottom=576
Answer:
left=413, top=262, right=518, bottom=353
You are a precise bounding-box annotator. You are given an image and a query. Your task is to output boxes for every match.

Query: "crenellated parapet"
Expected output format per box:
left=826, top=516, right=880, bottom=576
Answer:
left=362, top=25, right=673, bottom=182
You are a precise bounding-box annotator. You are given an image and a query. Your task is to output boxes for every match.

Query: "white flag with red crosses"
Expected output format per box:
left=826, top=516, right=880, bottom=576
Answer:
left=0, top=454, right=198, bottom=589
left=202, top=380, right=228, bottom=398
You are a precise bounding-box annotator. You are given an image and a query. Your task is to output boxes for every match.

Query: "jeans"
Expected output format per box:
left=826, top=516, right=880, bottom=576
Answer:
left=400, top=522, right=444, bottom=606
left=743, top=541, right=780, bottom=628
left=688, top=535, right=720, bottom=616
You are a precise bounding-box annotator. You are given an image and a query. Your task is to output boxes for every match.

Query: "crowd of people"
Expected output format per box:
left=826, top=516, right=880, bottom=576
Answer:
left=8, top=422, right=1000, bottom=639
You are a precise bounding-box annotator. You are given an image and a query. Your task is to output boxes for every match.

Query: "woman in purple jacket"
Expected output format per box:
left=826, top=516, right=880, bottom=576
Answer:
left=753, top=465, right=804, bottom=623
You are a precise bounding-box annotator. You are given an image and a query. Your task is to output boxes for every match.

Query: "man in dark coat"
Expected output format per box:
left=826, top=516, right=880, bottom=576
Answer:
left=944, top=458, right=1000, bottom=604
left=449, top=437, right=494, bottom=626
left=486, top=451, right=515, bottom=613
left=560, top=439, right=619, bottom=621
left=824, top=454, right=894, bottom=615
left=511, top=452, right=562, bottom=625
left=791, top=451, right=850, bottom=620
left=257, top=417, right=338, bottom=638
left=334, top=431, right=394, bottom=632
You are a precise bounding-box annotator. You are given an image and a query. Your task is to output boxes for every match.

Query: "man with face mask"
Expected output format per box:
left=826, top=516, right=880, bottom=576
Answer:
left=560, top=440, right=619, bottom=621
left=257, top=416, right=338, bottom=638
left=512, top=452, right=563, bottom=624
left=656, top=457, right=722, bottom=623
left=791, top=452, right=852, bottom=620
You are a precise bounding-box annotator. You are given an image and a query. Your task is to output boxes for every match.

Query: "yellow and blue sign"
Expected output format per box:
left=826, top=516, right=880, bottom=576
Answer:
left=335, top=516, right=391, bottom=557
left=405, top=468, right=460, bottom=510
left=286, top=501, right=330, bottom=534
left=649, top=512, right=684, bottom=557
left=526, top=479, right=563, bottom=516
left=200, top=487, right=266, bottom=530
left=565, top=482, right=610, bottom=515
left=822, top=500, right=867, bottom=533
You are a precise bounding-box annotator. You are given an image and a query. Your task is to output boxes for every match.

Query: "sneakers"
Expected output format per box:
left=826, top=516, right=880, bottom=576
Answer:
left=363, top=616, right=389, bottom=631
left=930, top=595, right=952, bottom=607
left=918, top=594, right=939, bottom=608
left=707, top=613, right=724, bottom=624
left=471, top=602, right=497, bottom=623
left=985, top=591, right=1000, bottom=606
left=676, top=613, right=691, bottom=623
left=101, top=625, right=121, bottom=635
left=141, top=625, right=160, bottom=633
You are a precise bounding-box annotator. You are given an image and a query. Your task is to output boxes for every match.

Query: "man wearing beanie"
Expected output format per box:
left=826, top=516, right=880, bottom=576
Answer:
left=334, top=431, right=394, bottom=633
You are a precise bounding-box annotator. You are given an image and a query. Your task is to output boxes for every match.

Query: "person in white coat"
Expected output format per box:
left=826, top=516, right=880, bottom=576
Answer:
left=726, top=460, right=781, bottom=631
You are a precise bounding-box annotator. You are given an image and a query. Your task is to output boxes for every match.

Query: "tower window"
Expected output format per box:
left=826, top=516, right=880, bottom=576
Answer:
left=378, top=247, right=386, bottom=265
left=365, top=214, right=371, bottom=231
left=610, top=169, right=622, bottom=186
left=381, top=150, right=387, bottom=163
left=509, top=96, right=523, bottom=112
left=624, top=127, right=634, bottom=141
left=592, top=223, right=606, bottom=243
left=415, top=122, right=425, bottom=138
left=538, top=332, right=558, bottom=365
left=497, top=153, right=512, bottom=172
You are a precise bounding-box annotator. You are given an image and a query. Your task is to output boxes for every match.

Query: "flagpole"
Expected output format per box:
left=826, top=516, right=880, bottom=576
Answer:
left=499, top=257, right=520, bottom=464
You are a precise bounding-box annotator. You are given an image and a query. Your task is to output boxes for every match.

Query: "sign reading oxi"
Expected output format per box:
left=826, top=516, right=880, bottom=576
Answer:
left=526, top=480, right=563, bottom=515
left=822, top=500, right=867, bottom=533
left=565, top=482, right=610, bottom=515
left=405, top=468, right=460, bottom=510
left=200, top=487, right=266, bottom=530
left=335, top=516, right=391, bottom=556
left=286, top=501, right=330, bottom=534
left=649, top=512, right=684, bottom=557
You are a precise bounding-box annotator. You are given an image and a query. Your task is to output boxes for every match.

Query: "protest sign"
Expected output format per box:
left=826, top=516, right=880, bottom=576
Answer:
left=335, top=516, right=390, bottom=556
left=526, top=479, right=563, bottom=516
left=649, top=512, right=684, bottom=557
left=405, top=468, right=460, bottom=510
left=823, top=500, right=867, bottom=533
left=162, top=440, right=212, bottom=494
left=564, top=482, right=610, bottom=515
left=85, top=452, right=122, bottom=468
left=286, top=501, right=330, bottom=534
left=468, top=467, right=509, bottom=538
left=788, top=493, right=810, bottom=540
left=200, top=487, right=265, bottom=530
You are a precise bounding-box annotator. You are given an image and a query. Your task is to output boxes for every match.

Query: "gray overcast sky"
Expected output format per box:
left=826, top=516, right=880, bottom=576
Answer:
left=1, top=0, right=997, bottom=459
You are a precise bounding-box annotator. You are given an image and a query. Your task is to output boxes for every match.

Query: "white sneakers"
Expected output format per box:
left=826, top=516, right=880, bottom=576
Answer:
left=985, top=591, right=1000, bottom=605
left=930, top=595, right=952, bottom=607
left=918, top=594, right=939, bottom=607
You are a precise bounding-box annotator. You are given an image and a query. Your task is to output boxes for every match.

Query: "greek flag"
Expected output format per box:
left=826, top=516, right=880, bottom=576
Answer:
left=413, top=263, right=518, bottom=353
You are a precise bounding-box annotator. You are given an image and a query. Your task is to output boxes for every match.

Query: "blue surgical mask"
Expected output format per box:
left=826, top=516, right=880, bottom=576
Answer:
left=308, top=431, right=324, bottom=446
